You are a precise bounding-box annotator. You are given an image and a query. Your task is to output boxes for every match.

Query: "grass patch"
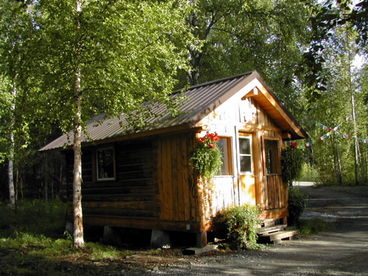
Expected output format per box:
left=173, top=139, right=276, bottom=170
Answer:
left=0, top=199, right=135, bottom=275
left=298, top=218, right=329, bottom=236
left=0, top=199, right=67, bottom=238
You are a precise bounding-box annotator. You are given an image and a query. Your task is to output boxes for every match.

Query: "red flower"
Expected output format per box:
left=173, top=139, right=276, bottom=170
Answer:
left=212, top=134, right=220, bottom=142
left=206, top=132, right=220, bottom=142
left=290, top=142, right=298, bottom=147
left=209, top=143, right=216, bottom=148
left=198, top=137, right=205, bottom=143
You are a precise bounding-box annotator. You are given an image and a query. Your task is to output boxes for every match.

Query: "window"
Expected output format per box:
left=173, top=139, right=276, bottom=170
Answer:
left=265, top=139, right=279, bottom=174
left=217, top=137, right=232, bottom=175
left=96, top=147, right=115, bottom=181
left=238, top=135, right=252, bottom=173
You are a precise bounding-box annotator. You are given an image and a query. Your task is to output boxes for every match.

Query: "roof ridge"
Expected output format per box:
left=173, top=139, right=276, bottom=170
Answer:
left=188, top=71, right=253, bottom=90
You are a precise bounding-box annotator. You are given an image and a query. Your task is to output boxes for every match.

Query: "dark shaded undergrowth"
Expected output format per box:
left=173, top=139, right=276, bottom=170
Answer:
left=0, top=200, right=150, bottom=275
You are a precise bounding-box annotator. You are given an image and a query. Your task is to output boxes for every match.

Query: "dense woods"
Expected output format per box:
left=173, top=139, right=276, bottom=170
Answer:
left=1, top=0, right=368, bottom=247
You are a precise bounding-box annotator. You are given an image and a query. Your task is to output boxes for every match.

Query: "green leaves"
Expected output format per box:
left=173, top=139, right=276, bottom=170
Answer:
left=184, top=0, right=314, bottom=116
left=190, top=133, right=222, bottom=180
left=219, top=204, right=261, bottom=249
left=31, top=0, right=195, bottom=132
left=281, top=144, right=304, bottom=186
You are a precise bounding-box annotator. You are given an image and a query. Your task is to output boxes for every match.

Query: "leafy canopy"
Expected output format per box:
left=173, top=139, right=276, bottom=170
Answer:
left=30, top=0, right=196, bottom=133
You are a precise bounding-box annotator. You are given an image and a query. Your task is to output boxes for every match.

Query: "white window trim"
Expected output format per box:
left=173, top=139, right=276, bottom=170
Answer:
left=96, top=147, right=116, bottom=181
left=238, top=135, right=253, bottom=175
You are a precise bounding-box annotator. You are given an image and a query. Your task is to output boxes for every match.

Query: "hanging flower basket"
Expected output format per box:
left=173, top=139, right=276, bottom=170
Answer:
left=191, top=132, right=223, bottom=181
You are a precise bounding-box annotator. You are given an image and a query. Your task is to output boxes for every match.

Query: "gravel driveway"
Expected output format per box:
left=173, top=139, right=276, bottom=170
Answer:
left=150, top=185, right=368, bottom=276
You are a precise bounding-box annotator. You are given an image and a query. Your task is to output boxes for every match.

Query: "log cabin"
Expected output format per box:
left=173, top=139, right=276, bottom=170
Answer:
left=40, top=71, right=307, bottom=247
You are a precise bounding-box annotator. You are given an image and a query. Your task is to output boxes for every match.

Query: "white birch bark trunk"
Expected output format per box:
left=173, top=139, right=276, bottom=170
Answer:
left=8, top=85, right=16, bottom=207
left=73, top=68, right=84, bottom=248
left=351, top=91, right=360, bottom=185
left=72, top=0, right=84, bottom=248
left=8, top=132, right=15, bottom=206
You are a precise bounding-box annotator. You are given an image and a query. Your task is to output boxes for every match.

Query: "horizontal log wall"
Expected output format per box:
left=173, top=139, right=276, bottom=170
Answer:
left=65, top=139, right=159, bottom=223
left=65, top=132, right=201, bottom=232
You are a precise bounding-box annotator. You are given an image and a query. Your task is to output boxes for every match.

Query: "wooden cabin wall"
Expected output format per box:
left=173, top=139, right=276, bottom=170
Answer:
left=251, top=100, right=287, bottom=218
left=156, top=132, right=199, bottom=231
left=65, top=139, right=160, bottom=229
left=64, top=132, right=201, bottom=232
left=198, top=96, right=288, bottom=224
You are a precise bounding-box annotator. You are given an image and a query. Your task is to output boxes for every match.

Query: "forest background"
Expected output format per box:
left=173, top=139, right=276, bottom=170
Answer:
left=1, top=0, right=368, bottom=203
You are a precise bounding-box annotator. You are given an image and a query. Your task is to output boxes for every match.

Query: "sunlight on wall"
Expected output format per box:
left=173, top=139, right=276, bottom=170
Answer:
left=239, top=174, right=256, bottom=206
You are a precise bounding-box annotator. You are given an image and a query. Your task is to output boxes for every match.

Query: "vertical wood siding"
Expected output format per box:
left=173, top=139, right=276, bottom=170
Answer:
left=252, top=100, right=287, bottom=212
left=157, top=133, right=197, bottom=223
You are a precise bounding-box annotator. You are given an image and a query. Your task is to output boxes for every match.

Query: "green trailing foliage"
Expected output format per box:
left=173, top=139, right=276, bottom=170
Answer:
left=288, top=187, right=306, bottom=226
left=191, top=132, right=222, bottom=181
left=281, top=142, right=304, bottom=186
left=215, top=204, right=261, bottom=250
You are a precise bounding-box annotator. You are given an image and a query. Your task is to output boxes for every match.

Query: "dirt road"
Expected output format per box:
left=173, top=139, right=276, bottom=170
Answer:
left=152, top=185, right=368, bottom=276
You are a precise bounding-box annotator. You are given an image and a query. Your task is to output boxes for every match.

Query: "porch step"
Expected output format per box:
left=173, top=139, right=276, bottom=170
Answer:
left=258, top=229, right=297, bottom=244
left=257, top=218, right=297, bottom=244
left=259, top=219, right=277, bottom=228
left=259, top=218, right=284, bottom=228
left=257, top=224, right=287, bottom=235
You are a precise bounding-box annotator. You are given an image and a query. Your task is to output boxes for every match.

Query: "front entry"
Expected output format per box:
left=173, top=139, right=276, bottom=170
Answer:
left=262, top=138, right=287, bottom=210
left=238, top=133, right=256, bottom=205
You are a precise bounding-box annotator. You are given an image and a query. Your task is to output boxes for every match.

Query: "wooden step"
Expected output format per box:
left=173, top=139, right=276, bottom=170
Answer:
left=258, top=224, right=287, bottom=235
left=260, top=219, right=277, bottom=228
left=259, top=229, right=297, bottom=244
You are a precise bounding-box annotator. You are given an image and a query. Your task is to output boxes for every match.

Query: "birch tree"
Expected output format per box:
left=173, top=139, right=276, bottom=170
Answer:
left=30, top=0, right=195, bottom=248
left=0, top=0, right=35, bottom=206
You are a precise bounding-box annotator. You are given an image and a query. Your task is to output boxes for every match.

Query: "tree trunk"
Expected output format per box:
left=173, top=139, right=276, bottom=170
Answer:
left=351, top=91, right=360, bottom=185
left=72, top=0, right=85, bottom=249
left=8, top=85, right=16, bottom=207
left=72, top=68, right=84, bottom=249
left=8, top=136, right=15, bottom=206
left=332, top=137, right=343, bottom=185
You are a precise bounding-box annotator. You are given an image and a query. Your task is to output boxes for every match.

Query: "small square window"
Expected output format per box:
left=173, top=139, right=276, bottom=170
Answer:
left=238, top=135, right=252, bottom=173
left=96, top=147, right=115, bottom=181
left=240, top=155, right=252, bottom=172
left=239, top=138, right=251, bottom=155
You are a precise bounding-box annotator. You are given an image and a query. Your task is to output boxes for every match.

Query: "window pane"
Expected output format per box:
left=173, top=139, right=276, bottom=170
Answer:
left=239, top=138, right=251, bottom=154
left=240, top=156, right=252, bottom=173
left=265, top=140, right=278, bottom=174
left=97, top=148, right=115, bottom=179
left=217, top=138, right=231, bottom=175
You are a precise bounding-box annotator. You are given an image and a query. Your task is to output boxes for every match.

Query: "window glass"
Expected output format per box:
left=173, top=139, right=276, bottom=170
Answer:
left=96, top=148, right=115, bottom=180
left=239, top=138, right=251, bottom=154
left=217, top=138, right=232, bottom=175
left=238, top=136, right=252, bottom=173
left=265, top=140, right=278, bottom=174
left=240, top=155, right=252, bottom=172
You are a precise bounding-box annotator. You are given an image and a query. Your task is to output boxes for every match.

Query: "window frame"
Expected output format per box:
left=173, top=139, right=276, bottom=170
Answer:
left=238, top=134, right=253, bottom=174
left=216, top=136, right=233, bottom=176
left=264, top=138, right=280, bottom=175
left=96, top=146, right=116, bottom=181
